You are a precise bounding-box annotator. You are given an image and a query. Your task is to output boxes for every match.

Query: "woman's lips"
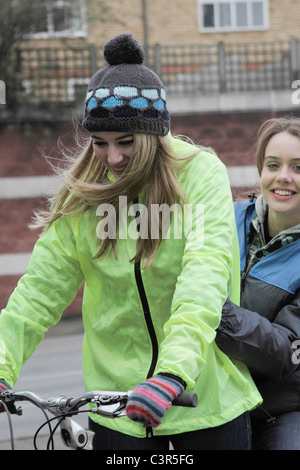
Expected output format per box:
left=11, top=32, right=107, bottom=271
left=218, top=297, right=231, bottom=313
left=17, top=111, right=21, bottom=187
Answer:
left=271, top=189, right=296, bottom=200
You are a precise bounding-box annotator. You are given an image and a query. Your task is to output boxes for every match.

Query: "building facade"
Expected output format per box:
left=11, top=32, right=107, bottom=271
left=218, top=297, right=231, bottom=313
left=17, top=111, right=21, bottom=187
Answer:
left=25, top=0, right=300, bottom=47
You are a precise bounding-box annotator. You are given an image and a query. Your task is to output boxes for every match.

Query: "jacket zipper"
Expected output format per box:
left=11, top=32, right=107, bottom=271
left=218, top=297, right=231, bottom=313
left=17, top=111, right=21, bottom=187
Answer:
left=241, top=271, right=247, bottom=291
left=132, top=198, right=159, bottom=379
left=134, top=261, right=158, bottom=438
left=241, top=203, right=253, bottom=292
left=134, top=260, right=159, bottom=379
left=133, top=198, right=158, bottom=439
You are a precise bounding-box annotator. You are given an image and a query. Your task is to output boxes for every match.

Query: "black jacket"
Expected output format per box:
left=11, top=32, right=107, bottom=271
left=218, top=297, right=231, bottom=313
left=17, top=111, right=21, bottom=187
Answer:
left=216, top=196, right=300, bottom=417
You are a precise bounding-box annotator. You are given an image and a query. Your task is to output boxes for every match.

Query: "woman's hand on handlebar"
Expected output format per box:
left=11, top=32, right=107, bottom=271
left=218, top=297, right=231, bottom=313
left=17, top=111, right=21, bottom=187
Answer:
left=126, top=374, right=185, bottom=428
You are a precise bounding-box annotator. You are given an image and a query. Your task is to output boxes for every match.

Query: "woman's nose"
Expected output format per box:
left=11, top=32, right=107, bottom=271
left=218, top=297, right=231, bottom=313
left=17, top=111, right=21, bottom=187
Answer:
left=107, top=146, right=123, bottom=165
left=276, top=166, right=293, bottom=183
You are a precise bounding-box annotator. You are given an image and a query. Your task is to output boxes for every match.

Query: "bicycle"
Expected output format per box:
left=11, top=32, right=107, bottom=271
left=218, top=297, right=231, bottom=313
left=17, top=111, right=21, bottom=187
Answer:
left=0, top=388, right=198, bottom=450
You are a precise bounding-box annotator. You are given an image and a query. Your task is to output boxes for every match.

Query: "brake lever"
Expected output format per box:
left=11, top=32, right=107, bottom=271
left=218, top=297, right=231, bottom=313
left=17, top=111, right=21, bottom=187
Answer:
left=91, top=397, right=128, bottom=418
left=0, top=391, right=23, bottom=416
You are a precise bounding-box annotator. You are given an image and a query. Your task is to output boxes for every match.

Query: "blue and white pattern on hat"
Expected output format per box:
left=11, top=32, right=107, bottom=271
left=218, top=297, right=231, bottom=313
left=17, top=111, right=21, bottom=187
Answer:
left=86, top=86, right=167, bottom=113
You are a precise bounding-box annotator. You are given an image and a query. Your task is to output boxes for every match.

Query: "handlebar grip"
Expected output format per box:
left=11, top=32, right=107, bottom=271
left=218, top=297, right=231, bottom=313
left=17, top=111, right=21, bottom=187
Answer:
left=172, top=392, right=198, bottom=407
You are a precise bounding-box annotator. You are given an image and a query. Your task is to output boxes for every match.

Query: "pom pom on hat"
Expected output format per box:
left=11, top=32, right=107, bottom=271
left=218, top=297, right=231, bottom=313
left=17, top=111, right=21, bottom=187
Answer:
left=82, top=32, right=169, bottom=136
left=104, top=33, right=146, bottom=65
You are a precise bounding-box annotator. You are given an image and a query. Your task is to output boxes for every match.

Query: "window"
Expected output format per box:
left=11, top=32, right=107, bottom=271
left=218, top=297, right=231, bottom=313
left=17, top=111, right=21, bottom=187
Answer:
left=198, top=0, right=269, bottom=32
left=27, top=0, right=87, bottom=38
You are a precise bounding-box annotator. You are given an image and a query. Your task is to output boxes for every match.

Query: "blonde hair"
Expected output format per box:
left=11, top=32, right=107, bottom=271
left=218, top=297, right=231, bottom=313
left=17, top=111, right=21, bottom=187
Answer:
left=33, top=133, right=199, bottom=266
left=255, top=116, right=300, bottom=175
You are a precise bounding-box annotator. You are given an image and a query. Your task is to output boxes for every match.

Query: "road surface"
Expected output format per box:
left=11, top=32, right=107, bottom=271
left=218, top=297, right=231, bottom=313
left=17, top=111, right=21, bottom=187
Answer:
left=0, top=316, right=86, bottom=450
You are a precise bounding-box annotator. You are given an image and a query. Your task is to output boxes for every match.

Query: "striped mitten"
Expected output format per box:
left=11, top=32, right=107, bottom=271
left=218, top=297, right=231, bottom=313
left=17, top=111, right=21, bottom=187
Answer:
left=126, top=374, right=184, bottom=428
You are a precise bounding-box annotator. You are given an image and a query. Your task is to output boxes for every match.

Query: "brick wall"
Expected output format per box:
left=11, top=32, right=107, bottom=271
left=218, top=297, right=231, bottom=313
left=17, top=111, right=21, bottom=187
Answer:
left=0, top=121, right=82, bottom=315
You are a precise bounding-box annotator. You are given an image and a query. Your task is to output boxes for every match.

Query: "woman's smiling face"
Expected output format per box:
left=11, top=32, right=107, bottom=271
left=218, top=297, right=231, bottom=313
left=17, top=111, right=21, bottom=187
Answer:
left=91, top=131, right=134, bottom=179
left=261, top=131, right=300, bottom=232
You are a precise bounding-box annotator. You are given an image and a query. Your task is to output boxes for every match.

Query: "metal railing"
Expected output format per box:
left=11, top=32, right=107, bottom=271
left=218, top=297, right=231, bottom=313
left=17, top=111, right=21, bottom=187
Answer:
left=3, top=38, right=300, bottom=106
left=149, top=40, right=295, bottom=95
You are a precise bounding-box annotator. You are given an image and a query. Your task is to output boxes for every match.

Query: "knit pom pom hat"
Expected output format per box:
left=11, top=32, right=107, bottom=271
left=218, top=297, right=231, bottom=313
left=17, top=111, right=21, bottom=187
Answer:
left=82, top=33, right=169, bottom=136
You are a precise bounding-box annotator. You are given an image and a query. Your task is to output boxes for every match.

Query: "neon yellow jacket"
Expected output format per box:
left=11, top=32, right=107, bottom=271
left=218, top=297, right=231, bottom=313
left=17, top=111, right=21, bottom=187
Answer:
left=0, top=137, right=261, bottom=437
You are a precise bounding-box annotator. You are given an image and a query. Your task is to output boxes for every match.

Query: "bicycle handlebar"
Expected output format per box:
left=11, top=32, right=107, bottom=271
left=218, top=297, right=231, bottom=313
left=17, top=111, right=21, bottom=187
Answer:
left=173, top=391, right=198, bottom=407
left=0, top=389, right=197, bottom=414
left=0, top=389, right=198, bottom=450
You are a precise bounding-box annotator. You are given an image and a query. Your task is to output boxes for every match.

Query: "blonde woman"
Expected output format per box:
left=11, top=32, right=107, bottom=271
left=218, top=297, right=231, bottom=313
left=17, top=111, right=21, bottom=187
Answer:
left=217, top=116, right=300, bottom=449
left=0, top=33, right=261, bottom=450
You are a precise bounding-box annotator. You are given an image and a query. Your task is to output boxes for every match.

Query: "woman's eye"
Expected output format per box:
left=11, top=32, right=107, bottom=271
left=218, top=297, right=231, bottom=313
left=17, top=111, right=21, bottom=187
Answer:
left=119, top=139, right=133, bottom=146
left=266, top=162, right=279, bottom=169
left=93, top=141, right=106, bottom=147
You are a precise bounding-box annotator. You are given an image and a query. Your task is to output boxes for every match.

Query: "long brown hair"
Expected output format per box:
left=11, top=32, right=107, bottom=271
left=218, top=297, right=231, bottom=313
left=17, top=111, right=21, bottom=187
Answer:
left=32, top=132, right=199, bottom=266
